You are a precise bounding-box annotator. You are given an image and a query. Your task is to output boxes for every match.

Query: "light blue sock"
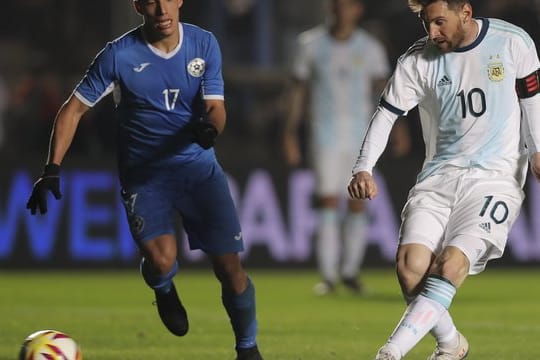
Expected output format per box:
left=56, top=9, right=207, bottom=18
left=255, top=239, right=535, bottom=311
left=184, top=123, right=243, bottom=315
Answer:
left=420, top=274, right=456, bottom=309
left=140, top=258, right=178, bottom=294
left=222, top=277, right=258, bottom=350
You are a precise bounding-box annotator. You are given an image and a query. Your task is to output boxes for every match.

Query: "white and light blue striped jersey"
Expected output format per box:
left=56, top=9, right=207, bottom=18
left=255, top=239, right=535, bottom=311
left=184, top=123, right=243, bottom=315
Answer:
left=74, top=23, right=223, bottom=170
left=380, top=18, right=540, bottom=185
left=292, top=25, right=389, bottom=150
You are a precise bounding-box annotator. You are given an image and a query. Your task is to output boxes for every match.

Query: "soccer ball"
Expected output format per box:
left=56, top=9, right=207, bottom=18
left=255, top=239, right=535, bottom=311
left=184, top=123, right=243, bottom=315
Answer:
left=18, top=330, right=82, bottom=360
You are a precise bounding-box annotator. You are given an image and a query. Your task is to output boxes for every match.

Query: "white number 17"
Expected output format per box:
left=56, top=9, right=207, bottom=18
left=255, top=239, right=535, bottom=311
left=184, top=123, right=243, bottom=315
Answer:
left=162, top=89, right=180, bottom=110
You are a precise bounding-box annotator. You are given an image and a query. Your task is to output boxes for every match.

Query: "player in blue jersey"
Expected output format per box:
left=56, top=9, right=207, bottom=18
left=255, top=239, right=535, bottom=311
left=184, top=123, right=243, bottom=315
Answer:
left=25, top=1, right=263, bottom=359
left=348, top=0, right=540, bottom=359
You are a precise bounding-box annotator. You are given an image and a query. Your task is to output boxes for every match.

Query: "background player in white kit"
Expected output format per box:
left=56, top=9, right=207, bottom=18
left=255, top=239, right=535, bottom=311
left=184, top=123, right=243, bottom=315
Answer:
left=283, top=0, right=390, bottom=295
left=347, top=0, right=540, bottom=359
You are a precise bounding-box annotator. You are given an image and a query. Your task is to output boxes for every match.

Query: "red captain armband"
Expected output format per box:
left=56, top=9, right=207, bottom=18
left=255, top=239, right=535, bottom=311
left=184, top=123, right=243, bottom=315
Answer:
left=516, top=69, right=540, bottom=98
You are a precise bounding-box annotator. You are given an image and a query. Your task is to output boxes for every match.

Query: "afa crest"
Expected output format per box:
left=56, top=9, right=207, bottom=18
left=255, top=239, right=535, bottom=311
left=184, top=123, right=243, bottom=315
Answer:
left=487, top=55, right=504, bottom=82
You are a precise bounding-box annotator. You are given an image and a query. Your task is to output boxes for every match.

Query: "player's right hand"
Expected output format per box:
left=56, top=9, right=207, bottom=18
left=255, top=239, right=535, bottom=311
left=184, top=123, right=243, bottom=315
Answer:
left=26, top=164, right=62, bottom=215
left=348, top=171, right=378, bottom=200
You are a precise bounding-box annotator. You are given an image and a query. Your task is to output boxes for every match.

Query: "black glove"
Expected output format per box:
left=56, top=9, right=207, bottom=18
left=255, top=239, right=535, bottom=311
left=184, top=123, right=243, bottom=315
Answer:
left=193, top=122, right=218, bottom=149
left=26, top=163, right=62, bottom=215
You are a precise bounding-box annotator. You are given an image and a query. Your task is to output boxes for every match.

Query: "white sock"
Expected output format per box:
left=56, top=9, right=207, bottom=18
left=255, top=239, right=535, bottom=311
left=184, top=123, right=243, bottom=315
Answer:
left=387, top=275, right=457, bottom=357
left=316, top=209, right=340, bottom=283
left=387, top=295, right=446, bottom=356
left=341, top=212, right=367, bottom=279
left=430, top=310, right=458, bottom=348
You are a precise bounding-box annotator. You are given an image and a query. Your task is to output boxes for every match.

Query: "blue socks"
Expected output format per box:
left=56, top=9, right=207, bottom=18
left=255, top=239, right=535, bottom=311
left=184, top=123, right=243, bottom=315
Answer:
left=141, top=259, right=258, bottom=349
left=222, top=277, right=258, bottom=350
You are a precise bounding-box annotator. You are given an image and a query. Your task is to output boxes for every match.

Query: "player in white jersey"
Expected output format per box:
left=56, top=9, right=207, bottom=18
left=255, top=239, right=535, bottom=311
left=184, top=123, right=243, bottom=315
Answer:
left=283, top=0, right=390, bottom=295
left=347, top=0, right=540, bottom=359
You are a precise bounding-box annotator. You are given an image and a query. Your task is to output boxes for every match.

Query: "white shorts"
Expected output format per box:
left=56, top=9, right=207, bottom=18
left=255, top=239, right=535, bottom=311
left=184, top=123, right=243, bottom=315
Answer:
left=399, top=168, right=524, bottom=274
left=311, top=147, right=357, bottom=196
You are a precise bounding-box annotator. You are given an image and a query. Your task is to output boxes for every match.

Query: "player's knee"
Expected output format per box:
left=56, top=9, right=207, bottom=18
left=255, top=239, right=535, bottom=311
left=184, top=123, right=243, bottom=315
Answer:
left=141, top=235, right=178, bottom=275
left=146, top=252, right=177, bottom=275
left=430, top=249, right=469, bottom=287
left=396, top=247, right=432, bottom=294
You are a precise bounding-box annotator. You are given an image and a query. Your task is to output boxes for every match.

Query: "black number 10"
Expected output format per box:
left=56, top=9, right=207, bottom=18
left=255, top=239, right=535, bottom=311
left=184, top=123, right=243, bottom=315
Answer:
left=457, top=88, right=486, bottom=118
left=479, top=195, right=509, bottom=224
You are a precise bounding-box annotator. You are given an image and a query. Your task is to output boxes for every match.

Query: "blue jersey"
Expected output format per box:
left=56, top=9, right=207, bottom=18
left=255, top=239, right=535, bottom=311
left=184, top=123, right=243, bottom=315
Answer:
left=74, top=23, right=224, bottom=172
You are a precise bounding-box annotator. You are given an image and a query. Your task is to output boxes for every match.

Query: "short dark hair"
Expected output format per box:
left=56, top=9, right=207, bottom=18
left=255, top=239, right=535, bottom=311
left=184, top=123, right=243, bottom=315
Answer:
left=408, top=0, right=470, bottom=14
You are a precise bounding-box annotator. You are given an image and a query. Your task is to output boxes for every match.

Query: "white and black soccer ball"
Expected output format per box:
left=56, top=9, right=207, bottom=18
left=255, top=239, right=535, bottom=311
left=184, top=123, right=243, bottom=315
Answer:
left=19, top=330, right=82, bottom=360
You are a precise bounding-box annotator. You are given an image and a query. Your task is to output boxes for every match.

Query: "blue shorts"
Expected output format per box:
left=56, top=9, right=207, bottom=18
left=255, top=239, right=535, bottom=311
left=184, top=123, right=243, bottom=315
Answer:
left=120, top=159, right=243, bottom=255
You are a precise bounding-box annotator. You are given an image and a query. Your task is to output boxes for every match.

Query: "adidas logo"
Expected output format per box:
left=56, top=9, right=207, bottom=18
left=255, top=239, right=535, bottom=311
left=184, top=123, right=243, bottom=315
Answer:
left=437, top=75, right=452, bottom=87
left=478, top=222, right=491, bottom=233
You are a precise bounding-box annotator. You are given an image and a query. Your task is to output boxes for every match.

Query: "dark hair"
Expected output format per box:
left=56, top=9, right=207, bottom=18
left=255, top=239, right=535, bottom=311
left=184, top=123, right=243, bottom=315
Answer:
left=408, top=0, right=470, bottom=14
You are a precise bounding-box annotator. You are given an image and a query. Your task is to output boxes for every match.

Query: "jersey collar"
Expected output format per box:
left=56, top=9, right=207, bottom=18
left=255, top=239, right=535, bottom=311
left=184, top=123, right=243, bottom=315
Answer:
left=454, top=18, right=489, bottom=53
left=144, top=23, right=184, bottom=59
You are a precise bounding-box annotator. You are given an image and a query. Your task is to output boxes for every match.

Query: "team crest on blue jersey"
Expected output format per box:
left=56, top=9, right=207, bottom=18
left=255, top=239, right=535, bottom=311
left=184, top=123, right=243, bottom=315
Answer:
left=187, top=58, right=205, bottom=77
left=121, top=190, right=145, bottom=235
left=130, top=215, right=145, bottom=235
left=487, top=55, right=504, bottom=82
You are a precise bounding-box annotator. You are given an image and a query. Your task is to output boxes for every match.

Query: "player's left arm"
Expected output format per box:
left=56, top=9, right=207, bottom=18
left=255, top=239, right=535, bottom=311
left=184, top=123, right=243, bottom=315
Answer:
left=517, top=70, right=540, bottom=180
left=515, top=37, right=540, bottom=181
left=190, top=98, right=224, bottom=149
left=204, top=98, right=226, bottom=134
left=193, top=31, right=226, bottom=149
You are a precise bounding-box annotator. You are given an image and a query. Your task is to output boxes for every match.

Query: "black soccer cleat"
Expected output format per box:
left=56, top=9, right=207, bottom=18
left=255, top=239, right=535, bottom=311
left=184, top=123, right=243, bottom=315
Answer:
left=342, top=277, right=365, bottom=294
left=154, top=283, right=189, bottom=336
left=236, top=346, right=264, bottom=360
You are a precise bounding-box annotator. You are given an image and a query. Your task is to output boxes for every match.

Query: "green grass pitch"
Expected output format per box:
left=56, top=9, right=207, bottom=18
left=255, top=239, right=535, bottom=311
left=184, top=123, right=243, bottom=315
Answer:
left=1, top=268, right=539, bottom=359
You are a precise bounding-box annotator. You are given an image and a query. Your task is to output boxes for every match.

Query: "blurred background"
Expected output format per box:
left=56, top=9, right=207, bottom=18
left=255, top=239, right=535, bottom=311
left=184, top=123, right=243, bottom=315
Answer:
left=1, top=0, right=540, bottom=270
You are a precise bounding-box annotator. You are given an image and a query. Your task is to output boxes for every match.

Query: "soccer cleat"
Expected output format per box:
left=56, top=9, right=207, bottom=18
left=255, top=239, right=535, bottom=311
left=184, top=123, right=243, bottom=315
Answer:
left=313, top=280, right=336, bottom=296
left=154, top=283, right=189, bottom=336
left=342, top=277, right=364, bottom=294
left=428, top=332, right=469, bottom=360
left=375, top=344, right=400, bottom=360
left=375, top=350, right=398, bottom=360
left=236, top=345, right=264, bottom=360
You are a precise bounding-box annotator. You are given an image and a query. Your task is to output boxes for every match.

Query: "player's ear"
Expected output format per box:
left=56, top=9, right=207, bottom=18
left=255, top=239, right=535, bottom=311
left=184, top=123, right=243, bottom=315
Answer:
left=178, top=0, right=183, bottom=9
left=461, top=3, right=473, bottom=23
left=133, top=0, right=143, bottom=16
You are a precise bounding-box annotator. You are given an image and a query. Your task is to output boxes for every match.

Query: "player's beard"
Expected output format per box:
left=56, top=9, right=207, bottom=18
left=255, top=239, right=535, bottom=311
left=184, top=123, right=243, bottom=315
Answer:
left=440, top=23, right=467, bottom=53
left=444, top=22, right=465, bottom=52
